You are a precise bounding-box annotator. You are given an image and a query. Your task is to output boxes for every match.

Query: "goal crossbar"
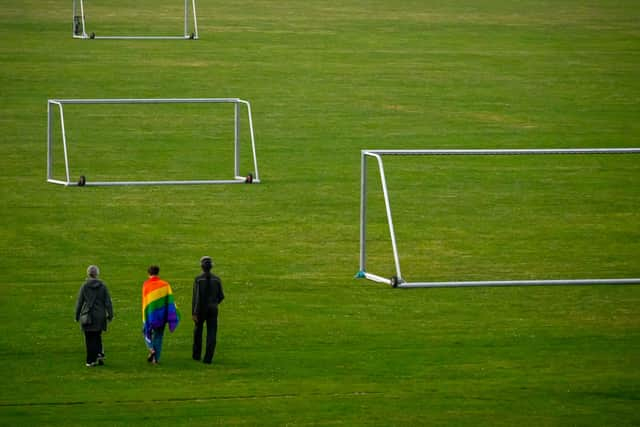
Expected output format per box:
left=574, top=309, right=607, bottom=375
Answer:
left=73, top=0, right=199, bottom=40
left=357, top=148, right=640, bottom=289
left=47, top=98, right=260, bottom=186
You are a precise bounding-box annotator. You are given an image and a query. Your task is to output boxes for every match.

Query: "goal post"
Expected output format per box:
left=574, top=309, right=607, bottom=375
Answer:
left=356, top=148, right=640, bottom=288
left=47, top=98, right=260, bottom=186
left=73, top=0, right=199, bottom=40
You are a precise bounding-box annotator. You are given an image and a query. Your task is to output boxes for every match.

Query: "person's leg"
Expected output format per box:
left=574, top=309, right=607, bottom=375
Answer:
left=84, top=330, right=92, bottom=365
left=203, top=310, right=218, bottom=364
left=96, top=331, right=104, bottom=365
left=86, top=330, right=99, bottom=365
left=144, top=327, right=156, bottom=361
left=192, top=319, right=204, bottom=360
left=152, top=326, right=165, bottom=362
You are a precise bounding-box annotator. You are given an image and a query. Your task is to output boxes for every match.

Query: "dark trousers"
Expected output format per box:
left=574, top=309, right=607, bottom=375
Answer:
left=193, top=308, right=218, bottom=363
left=84, top=330, right=102, bottom=364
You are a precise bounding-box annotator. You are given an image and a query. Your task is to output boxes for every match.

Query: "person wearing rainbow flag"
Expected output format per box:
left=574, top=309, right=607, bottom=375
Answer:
left=142, top=265, right=180, bottom=364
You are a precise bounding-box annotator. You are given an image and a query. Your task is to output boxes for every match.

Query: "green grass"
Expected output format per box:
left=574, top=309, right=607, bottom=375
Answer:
left=1, top=0, right=639, bottom=425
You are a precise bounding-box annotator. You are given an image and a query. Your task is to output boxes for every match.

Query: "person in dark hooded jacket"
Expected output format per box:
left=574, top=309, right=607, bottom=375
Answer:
left=75, top=265, right=113, bottom=367
left=192, top=256, right=224, bottom=364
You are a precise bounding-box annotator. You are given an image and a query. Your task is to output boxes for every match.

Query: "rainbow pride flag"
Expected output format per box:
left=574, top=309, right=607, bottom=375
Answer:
left=142, top=276, right=180, bottom=344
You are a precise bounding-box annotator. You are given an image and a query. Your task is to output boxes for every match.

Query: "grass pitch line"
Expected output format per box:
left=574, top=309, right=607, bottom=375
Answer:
left=0, top=391, right=383, bottom=407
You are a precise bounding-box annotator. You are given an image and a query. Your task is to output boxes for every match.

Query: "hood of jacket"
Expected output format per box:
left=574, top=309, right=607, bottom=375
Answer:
left=84, top=278, right=103, bottom=289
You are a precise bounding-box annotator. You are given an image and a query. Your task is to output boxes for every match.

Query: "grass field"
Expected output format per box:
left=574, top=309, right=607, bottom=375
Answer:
left=1, top=0, right=639, bottom=425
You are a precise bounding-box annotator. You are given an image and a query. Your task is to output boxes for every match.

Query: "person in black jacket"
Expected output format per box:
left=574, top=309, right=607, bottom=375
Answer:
left=192, top=256, right=224, bottom=364
left=75, top=265, right=113, bottom=367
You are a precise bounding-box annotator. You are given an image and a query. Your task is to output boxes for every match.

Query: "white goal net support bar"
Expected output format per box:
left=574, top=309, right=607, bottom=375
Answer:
left=73, top=0, right=199, bottom=40
left=47, top=98, right=260, bottom=186
left=357, top=148, right=640, bottom=289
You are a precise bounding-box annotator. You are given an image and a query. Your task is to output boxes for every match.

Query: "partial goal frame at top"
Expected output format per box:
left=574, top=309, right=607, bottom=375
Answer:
left=356, top=148, right=640, bottom=289
left=73, top=0, right=199, bottom=40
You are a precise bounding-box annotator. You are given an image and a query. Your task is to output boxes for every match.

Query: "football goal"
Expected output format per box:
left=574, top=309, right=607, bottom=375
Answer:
left=73, top=0, right=199, bottom=40
left=47, top=98, right=260, bottom=186
left=356, top=148, right=640, bottom=288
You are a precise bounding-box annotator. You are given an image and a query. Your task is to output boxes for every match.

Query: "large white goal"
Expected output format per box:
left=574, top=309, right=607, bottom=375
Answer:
left=356, top=148, right=640, bottom=288
left=73, top=0, right=199, bottom=40
left=47, top=98, right=260, bottom=186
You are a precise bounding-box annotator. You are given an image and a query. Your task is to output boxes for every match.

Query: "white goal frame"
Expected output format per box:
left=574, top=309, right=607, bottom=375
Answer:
left=47, top=98, right=260, bottom=186
left=357, top=148, right=640, bottom=288
left=73, top=0, right=199, bottom=40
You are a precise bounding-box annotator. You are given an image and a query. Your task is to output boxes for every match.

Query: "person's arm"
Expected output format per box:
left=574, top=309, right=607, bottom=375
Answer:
left=104, top=284, right=113, bottom=322
left=192, top=278, right=199, bottom=321
left=217, top=280, right=224, bottom=304
left=74, top=286, right=84, bottom=322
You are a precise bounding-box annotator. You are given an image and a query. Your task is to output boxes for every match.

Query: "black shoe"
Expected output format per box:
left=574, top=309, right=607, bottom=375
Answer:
left=147, top=350, right=156, bottom=363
